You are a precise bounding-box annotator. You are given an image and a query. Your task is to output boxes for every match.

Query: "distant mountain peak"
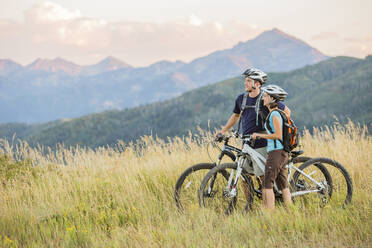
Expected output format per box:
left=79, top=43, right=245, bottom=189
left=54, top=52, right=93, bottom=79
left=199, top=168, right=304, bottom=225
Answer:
left=98, top=56, right=132, bottom=69
left=27, top=57, right=81, bottom=75
left=104, top=56, right=120, bottom=61
left=28, top=57, right=77, bottom=66
left=77, top=56, right=133, bottom=75
left=149, top=60, right=186, bottom=67
left=254, top=28, right=303, bottom=43
left=0, top=59, right=23, bottom=76
left=0, top=58, right=21, bottom=67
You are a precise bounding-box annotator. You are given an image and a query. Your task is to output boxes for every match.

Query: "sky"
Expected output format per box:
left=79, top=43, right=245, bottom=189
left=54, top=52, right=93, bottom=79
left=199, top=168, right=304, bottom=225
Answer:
left=0, top=0, right=371, bottom=67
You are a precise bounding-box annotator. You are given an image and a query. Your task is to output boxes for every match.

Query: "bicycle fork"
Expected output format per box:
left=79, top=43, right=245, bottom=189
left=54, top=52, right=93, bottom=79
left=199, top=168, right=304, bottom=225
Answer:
left=224, top=158, right=244, bottom=198
left=206, top=158, right=222, bottom=196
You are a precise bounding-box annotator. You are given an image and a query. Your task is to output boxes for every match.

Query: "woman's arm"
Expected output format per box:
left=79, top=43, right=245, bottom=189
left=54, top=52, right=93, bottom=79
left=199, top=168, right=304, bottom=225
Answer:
left=252, top=115, right=282, bottom=140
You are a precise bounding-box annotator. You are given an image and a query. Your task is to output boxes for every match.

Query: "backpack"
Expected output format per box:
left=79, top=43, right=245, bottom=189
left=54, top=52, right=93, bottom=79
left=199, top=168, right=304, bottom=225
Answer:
left=237, top=92, right=268, bottom=134
left=265, top=109, right=299, bottom=152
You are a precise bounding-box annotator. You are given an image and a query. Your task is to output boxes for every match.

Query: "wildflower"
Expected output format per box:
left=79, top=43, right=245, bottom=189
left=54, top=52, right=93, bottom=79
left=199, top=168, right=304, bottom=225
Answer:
left=66, top=226, right=75, bottom=231
left=5, top=236, right=13, bottom=243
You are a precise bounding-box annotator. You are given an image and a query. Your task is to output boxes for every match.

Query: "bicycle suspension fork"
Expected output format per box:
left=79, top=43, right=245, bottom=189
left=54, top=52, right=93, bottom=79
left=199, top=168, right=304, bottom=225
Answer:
left=206, top=155, right=223, bottom=195
left=224, top=156, right=244, bottom=198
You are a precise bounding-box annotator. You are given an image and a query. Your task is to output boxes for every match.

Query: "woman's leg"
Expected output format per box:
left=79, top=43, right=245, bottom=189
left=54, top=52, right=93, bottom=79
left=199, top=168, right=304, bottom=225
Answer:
left=263, top=189, right=275, bottom=210
left=276, top=151, right=291, bottom=207
left=263, top=150, right=281, bottom=210
left=281, top=188, right=292, bottom=206
left=264, top=150, right=283, bottom=210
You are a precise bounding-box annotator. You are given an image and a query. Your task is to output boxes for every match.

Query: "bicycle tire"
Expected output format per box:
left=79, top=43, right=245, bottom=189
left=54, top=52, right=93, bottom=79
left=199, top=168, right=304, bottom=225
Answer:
left=292, top=157, right=352, bottom=206
left=289, top=156, right=329, bottom=197
left=198, top=162, right=254, bottom=215
left=174, top=163, right=230, bottom=211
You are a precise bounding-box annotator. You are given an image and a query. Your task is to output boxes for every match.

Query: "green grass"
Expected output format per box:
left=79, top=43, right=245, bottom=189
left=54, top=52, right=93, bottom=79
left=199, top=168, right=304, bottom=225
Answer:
left=0, top=121, right=371, bottom=247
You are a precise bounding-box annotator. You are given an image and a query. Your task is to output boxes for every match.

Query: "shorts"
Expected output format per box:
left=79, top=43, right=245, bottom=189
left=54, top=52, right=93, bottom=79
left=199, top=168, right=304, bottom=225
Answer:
left=263, top=149, right=289, bottom=190
left=243, top=147, right=267, bottom=177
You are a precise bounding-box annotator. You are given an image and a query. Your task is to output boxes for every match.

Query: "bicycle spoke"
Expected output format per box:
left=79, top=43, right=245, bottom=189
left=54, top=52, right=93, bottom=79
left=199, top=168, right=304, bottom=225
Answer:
left=291, top=158, right=352, bottom=208
left=178, top=169, right=209, bottom=210
left=199, top=163, right=254, bottom=215
left=174, top=163, right=216, bottom=212
left=291, top=163, right=332, bottom=207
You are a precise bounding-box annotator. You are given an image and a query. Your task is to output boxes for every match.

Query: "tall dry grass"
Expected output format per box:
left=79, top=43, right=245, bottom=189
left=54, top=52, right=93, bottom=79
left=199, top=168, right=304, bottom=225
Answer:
left=0, top=121, right=371, bottom=247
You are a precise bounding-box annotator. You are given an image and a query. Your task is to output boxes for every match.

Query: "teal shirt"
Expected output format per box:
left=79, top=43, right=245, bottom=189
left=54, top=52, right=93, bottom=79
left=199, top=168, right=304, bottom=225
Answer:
left=265, top=110, right=284, bottom=152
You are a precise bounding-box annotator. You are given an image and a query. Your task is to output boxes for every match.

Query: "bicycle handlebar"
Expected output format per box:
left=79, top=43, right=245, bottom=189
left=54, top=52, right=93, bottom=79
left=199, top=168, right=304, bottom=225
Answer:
left=214, top=133, right=252, bottom=143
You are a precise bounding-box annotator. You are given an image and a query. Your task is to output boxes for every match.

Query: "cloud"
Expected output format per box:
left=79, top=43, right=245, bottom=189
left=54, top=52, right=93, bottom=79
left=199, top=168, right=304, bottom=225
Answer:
left=189, top=14, right=202, bottom=26
left=24, top=1, right=82, bottom=23
left=340, top=35, right=372, bottom=57
left=0, top=2, right=262, bottom=66
left=0, top=19, right=22, bottom=37
left=214, top=22, right=223, bottom=31
left=311, top=32, right=338, bottom=40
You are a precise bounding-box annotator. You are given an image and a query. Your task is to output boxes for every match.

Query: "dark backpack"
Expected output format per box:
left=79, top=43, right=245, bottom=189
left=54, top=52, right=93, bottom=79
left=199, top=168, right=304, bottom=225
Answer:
left=265, top=109, right=299, bottom=152
left=236, top=93, right=269, bottom=134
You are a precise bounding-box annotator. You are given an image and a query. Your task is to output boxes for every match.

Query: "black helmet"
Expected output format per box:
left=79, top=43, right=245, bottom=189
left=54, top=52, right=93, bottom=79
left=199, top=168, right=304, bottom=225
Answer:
left=242, top=68, right=267, bottom=84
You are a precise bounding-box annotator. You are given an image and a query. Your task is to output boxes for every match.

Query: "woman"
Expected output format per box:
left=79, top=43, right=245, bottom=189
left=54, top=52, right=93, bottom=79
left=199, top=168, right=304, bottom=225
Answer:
left=251, top=85, right=291, bottom=210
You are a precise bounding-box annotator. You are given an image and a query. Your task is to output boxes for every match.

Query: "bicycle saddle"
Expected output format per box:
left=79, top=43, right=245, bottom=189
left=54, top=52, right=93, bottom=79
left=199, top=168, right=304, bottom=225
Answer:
left=290, top=150, right=304, bottom=158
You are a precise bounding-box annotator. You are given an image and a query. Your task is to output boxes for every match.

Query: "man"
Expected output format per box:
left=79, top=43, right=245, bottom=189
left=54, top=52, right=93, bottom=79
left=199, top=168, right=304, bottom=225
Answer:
left=215, top=68, right=290, bottom=179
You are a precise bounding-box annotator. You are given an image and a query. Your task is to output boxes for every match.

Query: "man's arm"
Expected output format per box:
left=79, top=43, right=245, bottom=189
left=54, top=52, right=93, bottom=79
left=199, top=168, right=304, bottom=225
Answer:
left=215, top=113, right=240, bottom=137
left=278, top=101, right=291, bottom=118
left=283, top=106, right=291, bottom=118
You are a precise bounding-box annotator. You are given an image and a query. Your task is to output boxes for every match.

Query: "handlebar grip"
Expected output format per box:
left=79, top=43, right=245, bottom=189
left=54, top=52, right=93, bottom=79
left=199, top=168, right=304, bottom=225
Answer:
left=242, top=134, right=252, bottom=139
left=214, top=134, right=224, bottom=142
left=251, top=138, right=256, bottom=147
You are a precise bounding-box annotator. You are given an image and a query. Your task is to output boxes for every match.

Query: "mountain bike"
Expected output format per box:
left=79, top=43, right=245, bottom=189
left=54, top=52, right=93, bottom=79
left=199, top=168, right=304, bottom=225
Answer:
left=174, top=133, right=311, bottom=212
left=198, top=134, right=353, bottom=214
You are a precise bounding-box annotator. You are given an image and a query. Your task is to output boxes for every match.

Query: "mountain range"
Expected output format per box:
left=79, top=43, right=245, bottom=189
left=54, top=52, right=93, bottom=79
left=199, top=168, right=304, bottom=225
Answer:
left=0, top=56, right=132, bottom=76
left=1, top=55, right=371, bottom=148
left=0, top=28, right=329, bottom=123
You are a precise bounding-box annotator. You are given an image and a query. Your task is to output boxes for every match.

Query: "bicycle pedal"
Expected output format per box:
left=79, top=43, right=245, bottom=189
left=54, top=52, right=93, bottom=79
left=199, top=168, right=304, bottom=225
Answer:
left=203, top=191, right=215, bottom=197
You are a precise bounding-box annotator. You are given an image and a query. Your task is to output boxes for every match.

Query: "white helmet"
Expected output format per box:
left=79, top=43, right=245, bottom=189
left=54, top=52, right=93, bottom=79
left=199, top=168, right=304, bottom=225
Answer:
left=262, top=84, right=288, bottom=101
left=242, top=68, right=267, bottom=84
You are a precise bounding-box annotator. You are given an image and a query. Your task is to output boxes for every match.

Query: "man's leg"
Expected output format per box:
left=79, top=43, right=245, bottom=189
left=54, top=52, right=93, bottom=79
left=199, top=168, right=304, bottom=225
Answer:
left=242, top=180, right=251, bottom=203
left=252, top=146, right=267, bottom=192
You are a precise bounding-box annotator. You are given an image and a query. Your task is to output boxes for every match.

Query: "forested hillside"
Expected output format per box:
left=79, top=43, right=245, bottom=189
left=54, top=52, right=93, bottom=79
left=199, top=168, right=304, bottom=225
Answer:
left=0, top=56, right=371, bottom=148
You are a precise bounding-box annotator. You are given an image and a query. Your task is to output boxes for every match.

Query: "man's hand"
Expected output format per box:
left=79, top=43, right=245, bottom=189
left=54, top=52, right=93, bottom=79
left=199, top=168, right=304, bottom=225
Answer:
left=251, top=132, right=260, bottom=140
left=214, top=130, right=225, bottom=138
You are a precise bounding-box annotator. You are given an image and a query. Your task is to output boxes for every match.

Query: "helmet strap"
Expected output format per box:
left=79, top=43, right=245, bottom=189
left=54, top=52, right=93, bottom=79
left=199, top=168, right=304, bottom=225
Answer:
left=269, top=95, right=277, bottom=104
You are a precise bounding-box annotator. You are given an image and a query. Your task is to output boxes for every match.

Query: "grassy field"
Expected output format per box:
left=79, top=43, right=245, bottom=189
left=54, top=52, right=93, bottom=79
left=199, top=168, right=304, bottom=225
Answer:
left=0, top=121, right=371, bottom=247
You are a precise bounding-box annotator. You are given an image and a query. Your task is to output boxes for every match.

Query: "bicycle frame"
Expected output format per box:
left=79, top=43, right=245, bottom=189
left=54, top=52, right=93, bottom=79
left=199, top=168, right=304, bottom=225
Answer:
left=222, top=137, right=327, bottom=198
left=206, top=143, right=241, bottom=196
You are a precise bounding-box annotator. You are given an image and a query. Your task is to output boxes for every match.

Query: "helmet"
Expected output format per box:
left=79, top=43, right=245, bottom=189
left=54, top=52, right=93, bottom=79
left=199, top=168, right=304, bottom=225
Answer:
left=262, top=84, right=288, bottom=101
left=242, top=68, right=267, bottom=84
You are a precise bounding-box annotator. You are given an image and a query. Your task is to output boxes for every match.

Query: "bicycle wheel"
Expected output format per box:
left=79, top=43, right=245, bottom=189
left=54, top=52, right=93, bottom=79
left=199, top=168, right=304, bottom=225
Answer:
left=292, top=157, right=352, bottom=207
left=198, top=163, right=254, bottom=215
left=175, top=163, right=228, bottom=211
